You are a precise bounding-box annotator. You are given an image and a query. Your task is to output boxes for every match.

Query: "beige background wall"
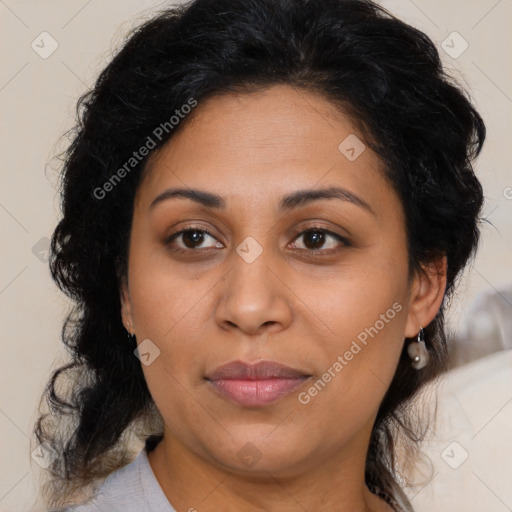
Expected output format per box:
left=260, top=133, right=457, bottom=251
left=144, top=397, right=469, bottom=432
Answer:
left=1, top=1, right=510, bottom=510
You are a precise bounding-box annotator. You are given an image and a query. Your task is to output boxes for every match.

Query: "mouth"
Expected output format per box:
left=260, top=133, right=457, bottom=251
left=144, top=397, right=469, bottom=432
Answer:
left=205, top=360, right=312, bottom=407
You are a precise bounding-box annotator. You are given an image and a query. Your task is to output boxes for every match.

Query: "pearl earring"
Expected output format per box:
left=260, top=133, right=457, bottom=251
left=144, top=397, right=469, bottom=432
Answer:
left=407, top=327, right=429, bottom=370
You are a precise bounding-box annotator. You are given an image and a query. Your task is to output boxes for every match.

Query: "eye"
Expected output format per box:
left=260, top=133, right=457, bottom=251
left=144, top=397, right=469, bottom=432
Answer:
left=165, top=225, right=349, bottom=255
left=290, top=226, right=349, bottom=253
left=165, top=227, right=223, bottom=252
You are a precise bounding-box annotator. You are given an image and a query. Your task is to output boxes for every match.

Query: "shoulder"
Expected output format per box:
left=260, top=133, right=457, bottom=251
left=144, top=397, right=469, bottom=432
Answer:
left=60, top=447, right=176, bottom=512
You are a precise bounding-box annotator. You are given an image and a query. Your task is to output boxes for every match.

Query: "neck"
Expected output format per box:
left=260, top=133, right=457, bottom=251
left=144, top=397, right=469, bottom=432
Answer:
left=147, top=432, right=394, bottom=512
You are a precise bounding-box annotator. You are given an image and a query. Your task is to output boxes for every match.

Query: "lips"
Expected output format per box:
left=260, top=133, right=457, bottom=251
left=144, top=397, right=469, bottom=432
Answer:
left=205, top=360, right=311, bottom=407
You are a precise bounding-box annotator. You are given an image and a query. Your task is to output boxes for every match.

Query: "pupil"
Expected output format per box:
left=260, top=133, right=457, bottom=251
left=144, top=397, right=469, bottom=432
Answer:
left=184, top=230, right=203, bottom=248
left=305, top=230, right=324, bottom=249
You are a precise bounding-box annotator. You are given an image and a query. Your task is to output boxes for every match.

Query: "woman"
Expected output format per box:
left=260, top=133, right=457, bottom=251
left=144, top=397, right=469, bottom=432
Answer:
left=34, top=0, right=485, bottom=510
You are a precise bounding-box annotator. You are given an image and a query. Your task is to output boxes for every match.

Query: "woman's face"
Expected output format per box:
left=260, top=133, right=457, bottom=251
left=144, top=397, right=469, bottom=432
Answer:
left=121, top=84, right=437, bottom=477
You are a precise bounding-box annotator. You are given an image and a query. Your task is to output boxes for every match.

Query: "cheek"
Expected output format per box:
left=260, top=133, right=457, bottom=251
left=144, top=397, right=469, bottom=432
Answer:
left=295, top=290, right=407, bottom=450
left=307, top=248, right=408, bottom=338
left=127, top=243, right=212, bottom=341
left=300, top=248, right=410, bottom=396
left=130, top=280, right=209, bottom=384
left=127, top=250, right=223, bottom=399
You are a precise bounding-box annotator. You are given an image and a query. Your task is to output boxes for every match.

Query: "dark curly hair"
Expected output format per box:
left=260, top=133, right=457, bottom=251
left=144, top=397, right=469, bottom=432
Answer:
left=33, top=0, right=485, bottom=509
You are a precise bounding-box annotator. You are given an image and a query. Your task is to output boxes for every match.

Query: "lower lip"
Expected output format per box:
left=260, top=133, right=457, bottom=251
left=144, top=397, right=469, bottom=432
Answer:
left=207, top=377, right=310, bottom=407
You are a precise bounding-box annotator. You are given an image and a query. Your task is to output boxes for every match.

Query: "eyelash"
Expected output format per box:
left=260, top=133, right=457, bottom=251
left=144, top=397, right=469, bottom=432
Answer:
left=164, top=225, right=350, bottom=256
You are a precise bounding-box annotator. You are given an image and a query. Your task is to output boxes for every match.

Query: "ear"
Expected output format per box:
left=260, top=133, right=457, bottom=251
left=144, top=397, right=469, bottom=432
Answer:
left=404, top=255, right=447, bottom=338
left=120, top=275, right=135, bottom=334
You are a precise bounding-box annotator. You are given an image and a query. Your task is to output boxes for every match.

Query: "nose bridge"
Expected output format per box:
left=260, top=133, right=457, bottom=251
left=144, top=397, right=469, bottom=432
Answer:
left=215, top=235, right=292, bottom=334
left=231, top=237, right=273, bottom=295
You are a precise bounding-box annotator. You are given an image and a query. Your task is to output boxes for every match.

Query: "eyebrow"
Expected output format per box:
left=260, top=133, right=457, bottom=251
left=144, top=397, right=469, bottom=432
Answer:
left=148, top=186, right=375, bottom=215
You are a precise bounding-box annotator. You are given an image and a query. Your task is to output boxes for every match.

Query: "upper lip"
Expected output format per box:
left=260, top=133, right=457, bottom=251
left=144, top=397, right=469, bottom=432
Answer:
left=206, top=360, right=310, bottom=380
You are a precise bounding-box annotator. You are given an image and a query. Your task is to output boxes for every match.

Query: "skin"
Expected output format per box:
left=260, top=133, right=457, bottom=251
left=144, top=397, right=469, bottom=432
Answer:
left=120, top=84, right=446, bottom=512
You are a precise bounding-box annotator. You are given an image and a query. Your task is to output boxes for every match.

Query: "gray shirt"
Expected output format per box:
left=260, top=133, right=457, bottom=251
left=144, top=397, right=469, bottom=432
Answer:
left=62, top=447, right=177, bottom=512
left=60, top=443, right=406, bottom=511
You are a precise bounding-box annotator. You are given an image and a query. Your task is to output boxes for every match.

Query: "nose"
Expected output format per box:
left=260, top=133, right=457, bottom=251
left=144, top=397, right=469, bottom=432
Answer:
left=215, top=245, right=293, bottom=336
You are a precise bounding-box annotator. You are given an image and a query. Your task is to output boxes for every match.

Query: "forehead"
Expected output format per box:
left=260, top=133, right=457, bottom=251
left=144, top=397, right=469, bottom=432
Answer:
left=136, top=84, right=399, bottom=218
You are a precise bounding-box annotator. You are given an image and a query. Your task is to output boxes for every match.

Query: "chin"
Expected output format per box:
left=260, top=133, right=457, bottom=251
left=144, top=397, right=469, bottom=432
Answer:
left=204, top=430, right=312, bottom=477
